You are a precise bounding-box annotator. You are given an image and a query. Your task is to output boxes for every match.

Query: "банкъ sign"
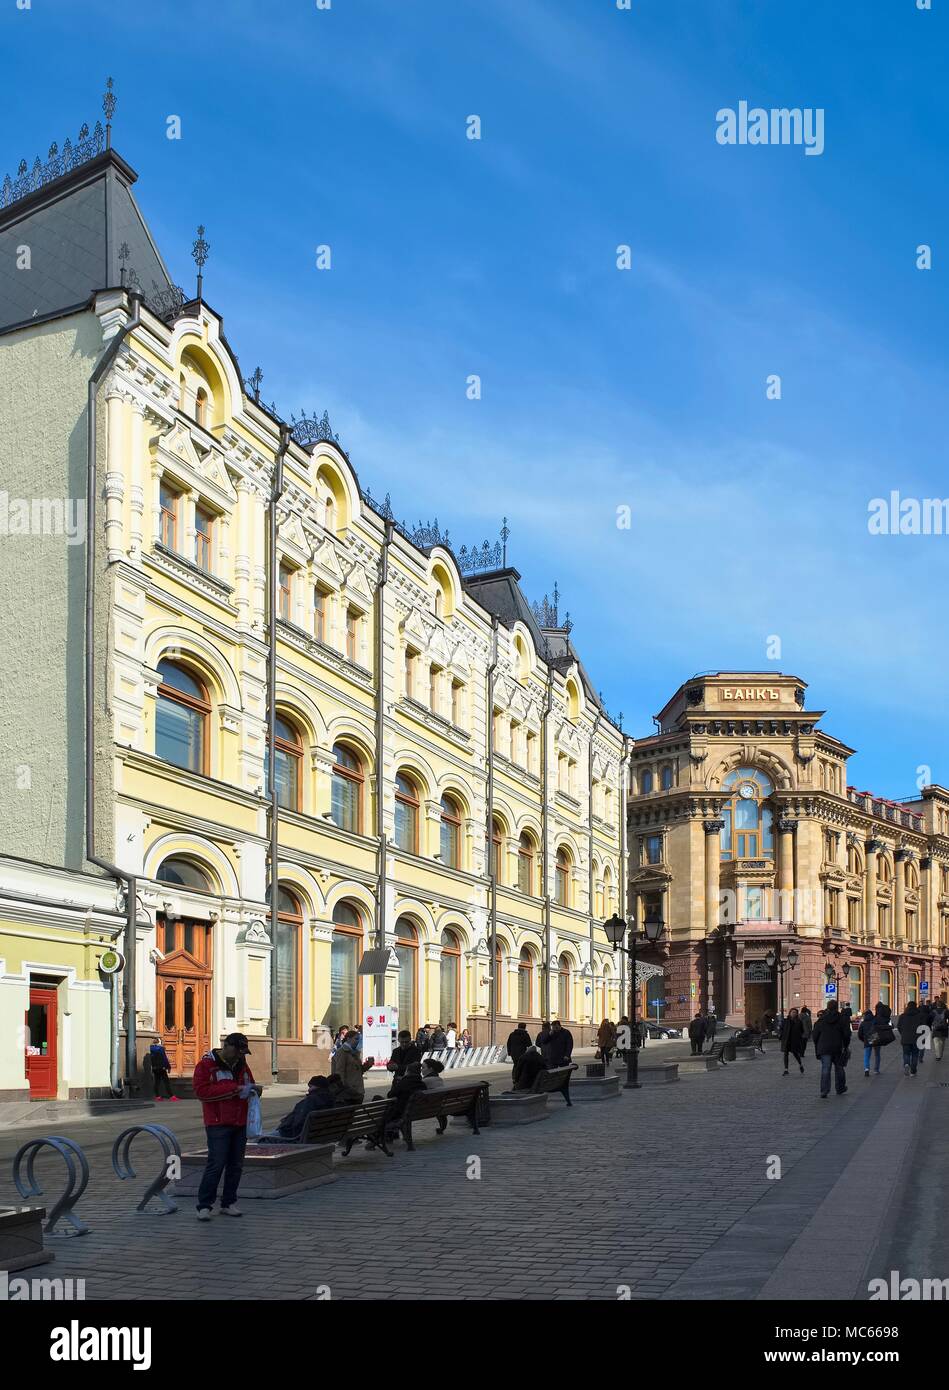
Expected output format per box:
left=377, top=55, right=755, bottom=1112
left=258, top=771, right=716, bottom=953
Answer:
left=721, top=688, right=780, bottom=701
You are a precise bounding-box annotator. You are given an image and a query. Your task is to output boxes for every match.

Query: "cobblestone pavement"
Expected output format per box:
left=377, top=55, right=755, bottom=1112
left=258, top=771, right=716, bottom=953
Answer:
left=0, top=1041, right=938, bottom=1300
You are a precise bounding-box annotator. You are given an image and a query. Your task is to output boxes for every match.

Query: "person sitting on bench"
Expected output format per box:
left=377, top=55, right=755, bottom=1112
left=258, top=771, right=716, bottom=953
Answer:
left=384, top=1060, right=427, bottom=1141
left=511, top=1046, right=547, bottom=1091
left=259, top=1075, right=335, bottom=1143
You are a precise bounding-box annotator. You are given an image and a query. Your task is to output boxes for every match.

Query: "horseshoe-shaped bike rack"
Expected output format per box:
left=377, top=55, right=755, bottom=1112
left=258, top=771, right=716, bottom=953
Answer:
left=111, top=1123, right=182, bottom=1214
left=13, top=1135, right=90, bottom=1236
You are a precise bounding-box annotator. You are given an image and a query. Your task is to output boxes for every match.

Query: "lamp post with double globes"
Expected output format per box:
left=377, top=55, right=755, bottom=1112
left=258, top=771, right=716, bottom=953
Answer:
left=765, top=946, right=799, bottom=1019
left=604, top=909, right=666, bottom=1090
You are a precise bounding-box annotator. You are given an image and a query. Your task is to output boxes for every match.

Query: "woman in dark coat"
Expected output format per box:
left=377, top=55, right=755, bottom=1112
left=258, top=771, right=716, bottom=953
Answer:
left=780, top=1007, right=805, bottom=1075
left=858, top=1009, right=881, bottom=1076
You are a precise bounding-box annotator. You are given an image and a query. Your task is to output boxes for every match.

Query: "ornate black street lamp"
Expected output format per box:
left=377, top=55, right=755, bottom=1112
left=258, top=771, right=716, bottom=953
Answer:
left=765, top=946, right=799, bottom=1016
left=824, top=959, right=850, bottom=1008
left=605, top=910, right=666, bottom=1089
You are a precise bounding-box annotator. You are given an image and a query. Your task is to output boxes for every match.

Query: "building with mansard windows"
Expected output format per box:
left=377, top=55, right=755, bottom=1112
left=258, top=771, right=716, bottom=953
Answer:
left=627, top=673, right=949, bottom=1028
left=0, top=106, right=625, bottom=1099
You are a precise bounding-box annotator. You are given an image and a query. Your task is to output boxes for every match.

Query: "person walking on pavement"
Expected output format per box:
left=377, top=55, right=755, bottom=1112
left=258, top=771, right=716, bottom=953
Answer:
left=705, top=1010, right=717, bottom=1046
left=858, top=1008, right=882, bottom=1077
left=932, top=1001, right=949, bottom=1061
left=812, top=999, right=850, bottom=1099
left=917, top=998, right=934, bottom=1066
left=597, top=1017, right=617, bottom=1067
left=688, top=1012, right=707, bottom=1056
left=192, top=1032, right=261, bottom=1220
left=148, top=1039, right=176, bottom=1101
left=616, top=1015, right=630, bottom=1061
left=897, top=999, right=928, bottom=1076
left=780, top=1007, right=806, bottom=1075
left=800, top=1005, right=813, bottom=1048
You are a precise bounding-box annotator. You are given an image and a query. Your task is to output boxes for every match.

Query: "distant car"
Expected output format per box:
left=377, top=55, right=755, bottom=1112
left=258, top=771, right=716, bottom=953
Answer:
left=644, top=1021, right=682, bottom=1039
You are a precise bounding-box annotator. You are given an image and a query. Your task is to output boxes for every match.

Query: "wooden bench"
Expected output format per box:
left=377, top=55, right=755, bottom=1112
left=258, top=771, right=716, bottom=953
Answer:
left=531, top=1063, right=576, bottom=1105
left=707, top=1041, right=727, bottom=1064
left=399, top=1082, right=485, bottom=1151
left=294, top=1099, right=399, bottom=1158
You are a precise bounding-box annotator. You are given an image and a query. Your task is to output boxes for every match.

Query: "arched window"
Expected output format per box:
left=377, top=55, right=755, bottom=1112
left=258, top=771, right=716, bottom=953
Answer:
left=558, top=954, right=572, bottom=1019
left=331, top=743, right=363, bottom=833
left=156, top=857, right=210, bottom=891
left=878, top=855, right=892, bottom=884
left=439, top=929, right=460, bottom=1026
left=394, top=917, right=418, bottom=1037
left=327, top=901, right=362, bottom=1033
left=565, top=678, right=580, bottom=721
left=490, top=817, right=504, bottom=881
left=847, top=963, right=863, bottom=1015
left=394, top=773, right=420, bottom=854
left=660, top=765, right=674, bottom=791
left=268, top=715, right=302, bottom=812
left=195, top=387, right=209, bottom=428
left=513, top=633, right=530, bottom=683
left=495, top=941, right=505, bottom=1013
left=518, top=947, right=535, bottom=1017
left=595, top=875, right=604, bottom=918
left=324, top=494, right=336, bottom=533
left=156, top=660, right=209, bottom=774
left=518, top=832, right=536, bottom=896
left=603, top=864, right=614, bottom=913
left=555, top=848, right=571, bottom=907
left=640, top=770, right=653, bottom=795
left=270, top=886, right=302, bottom=1040
left=720, top=767, right=774, bottom=861
left=847, top=842, right=863, bottom=876
left=439, top=794, right=462, bottom=869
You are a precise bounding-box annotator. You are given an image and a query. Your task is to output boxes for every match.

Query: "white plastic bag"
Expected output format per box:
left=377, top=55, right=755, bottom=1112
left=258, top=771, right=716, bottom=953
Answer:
left=246, top=1090, right=262, bottom=1139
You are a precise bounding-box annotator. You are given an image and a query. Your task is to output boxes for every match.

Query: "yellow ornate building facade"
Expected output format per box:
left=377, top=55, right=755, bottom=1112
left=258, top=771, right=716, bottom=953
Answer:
left=0, top=127, right=625, bottom=1095
left=628, top=673, right=949, bottom=1027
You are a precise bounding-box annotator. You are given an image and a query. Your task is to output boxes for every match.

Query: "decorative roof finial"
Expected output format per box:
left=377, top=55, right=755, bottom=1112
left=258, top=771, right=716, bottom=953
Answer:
left=501, top=516, right=509, bottom=567
left=247, top=367, right=264, bottom=403
left=191, top=224, right=210, bottom=300
left=103, top=77, right=116, bottom=149
left=118, top=241, right=130, bottom=287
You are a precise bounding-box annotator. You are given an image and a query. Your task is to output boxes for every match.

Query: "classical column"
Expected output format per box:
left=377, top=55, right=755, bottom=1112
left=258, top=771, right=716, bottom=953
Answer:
left=703, top=819, right=724, bottom=935
left=777, top=816, right=797, bottom=923
left=865, top=840, right=880, bottom=939
left=128, top=399, right=146, bottom=561
left=104, top=390, right=127, bottom=563
left=894, top=848, right=908, bottom=943
left=921, top=857, right=932, bottom=947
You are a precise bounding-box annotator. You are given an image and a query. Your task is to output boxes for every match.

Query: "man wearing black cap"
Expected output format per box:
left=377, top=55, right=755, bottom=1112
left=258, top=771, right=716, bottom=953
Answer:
left=192, top=1032, right=260, bottom=1220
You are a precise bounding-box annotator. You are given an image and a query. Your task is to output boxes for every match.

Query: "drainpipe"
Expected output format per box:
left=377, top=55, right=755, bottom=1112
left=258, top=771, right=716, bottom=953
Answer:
left=542, top=672, right=554, bottom=1017
left=588, top=708, right=601, bottom=1029
left=374, top=520, right=395, bottom=1003
left=85, top=290, right=142, bottom=1096
left=486, top=616, right=499, bottom=1044
left=268, top=423, right=292, bottom=1083
left=619, top=735, right=632, bottom=1022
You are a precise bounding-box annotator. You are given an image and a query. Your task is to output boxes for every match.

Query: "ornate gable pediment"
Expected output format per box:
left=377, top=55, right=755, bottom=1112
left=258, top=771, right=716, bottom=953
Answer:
left=402, top=608, right=433, bottom=649
left=156, top=422, right=237, bottom=504
left=343, top=561, right=375, bottom=607
left=312, top=538, right=345, bottom=584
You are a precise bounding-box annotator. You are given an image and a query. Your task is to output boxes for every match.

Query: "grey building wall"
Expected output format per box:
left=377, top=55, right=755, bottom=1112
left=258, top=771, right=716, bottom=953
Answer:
left=0, top=309, right=101, bottom=868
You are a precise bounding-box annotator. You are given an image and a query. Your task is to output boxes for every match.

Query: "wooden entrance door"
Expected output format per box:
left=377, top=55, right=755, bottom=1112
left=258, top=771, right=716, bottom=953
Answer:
left=156, top=917, right=212, bottom=1074
left=25, top=987, right=58, bottom=1099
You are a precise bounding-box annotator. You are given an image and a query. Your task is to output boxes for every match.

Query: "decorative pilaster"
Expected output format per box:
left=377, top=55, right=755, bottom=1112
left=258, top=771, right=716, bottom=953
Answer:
left=104, top=390, right=126, bottom=562
left=777, top=816, right=797, bottom=923
left=865, top=839, right=882, bottom=939
left=703, top=819, right=724, bottom=935
left=894, top=848, right=909, bottom=942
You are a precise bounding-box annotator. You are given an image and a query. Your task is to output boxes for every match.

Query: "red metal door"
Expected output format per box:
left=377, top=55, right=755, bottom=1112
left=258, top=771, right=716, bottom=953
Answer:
left=25, top=987, right=58, bottom=1099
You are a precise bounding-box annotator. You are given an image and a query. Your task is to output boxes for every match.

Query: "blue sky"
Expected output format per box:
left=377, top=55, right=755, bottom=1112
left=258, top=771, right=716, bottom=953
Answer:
left=4, top=0, right=948, bottom=796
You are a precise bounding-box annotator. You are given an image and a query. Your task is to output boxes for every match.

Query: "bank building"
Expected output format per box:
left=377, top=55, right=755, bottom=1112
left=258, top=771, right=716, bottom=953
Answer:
left=628, top=673, right=949, bottom=1027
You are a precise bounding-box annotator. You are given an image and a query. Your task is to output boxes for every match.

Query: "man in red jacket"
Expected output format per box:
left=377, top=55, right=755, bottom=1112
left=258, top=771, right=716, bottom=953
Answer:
left=192, top=1032, right=259, bottom=1220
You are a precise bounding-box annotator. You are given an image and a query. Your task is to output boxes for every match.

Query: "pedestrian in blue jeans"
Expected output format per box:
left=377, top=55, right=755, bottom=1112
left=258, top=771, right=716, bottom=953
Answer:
left=857, top=1009, right=881, bottom=1077
left=192, top=1033, right=260, bottom=1220
left=812, top=1000, right=850, bottom=1099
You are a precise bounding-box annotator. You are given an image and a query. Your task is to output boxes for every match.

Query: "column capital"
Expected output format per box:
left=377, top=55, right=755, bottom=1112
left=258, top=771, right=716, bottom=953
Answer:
left=703, top=819, right=724, bottom=835
left=777, top=816, right=797, bottom=834
left=866, top=838, right=884, bottom=854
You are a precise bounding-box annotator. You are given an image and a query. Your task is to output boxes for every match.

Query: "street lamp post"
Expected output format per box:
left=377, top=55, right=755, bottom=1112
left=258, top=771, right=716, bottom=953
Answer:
left=824, top=960, right=851, bottom=1008
left=605, top=910, right=666, bottom=1090
left=765, top=946, right=799, bottom=1017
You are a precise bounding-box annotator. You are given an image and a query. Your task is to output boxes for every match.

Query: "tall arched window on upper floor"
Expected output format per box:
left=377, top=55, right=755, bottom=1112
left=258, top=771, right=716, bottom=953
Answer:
left=878, top=854, right=892, bottom=885
left=439, top=794, right=462, bottom=869
left=565, top=678, right=581, bottom=722
left=640, top=769, right=653, bottom=795
left=518, top=946, right=535, bottom=1017
left=555, top=848, right=571, bottom=907
left=490, top=817, right=504, bottom=881
left=847, top=841, right=863, bottom=876
left=439, top=929, right=461, bottom=1026
left=660, top=765, right=674, bottom=791
left=719, top=767, right=774, bottom=861
left=518, top=832, right=536, bottom=896
left=394, top=917, right=419, bottom=1037
left=156, top=660, right=209, bottom=774
left=267, top=885, right=302, bottom=1040
left=331, top=743, right=364, bottom=833
left=267, top=715, right=303, bottom=812
left=557, top=953, right=572, bottom=1019
left=327, top=901, right=363, bottom=1032
left=394, top=772, right=420, bottom=854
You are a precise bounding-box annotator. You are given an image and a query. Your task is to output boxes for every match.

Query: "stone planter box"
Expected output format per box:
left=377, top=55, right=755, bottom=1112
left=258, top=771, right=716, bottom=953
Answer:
left=0, top=1206, right=54, bottom=1272
left=177, top=1142, right=337, bottom=1200
left=638, top=1065, right=679, bottom=1085
left=569, top=1074, right=620, bottom=1100
left=488, top=1093, right=550, bottom=1125
left=678, top=1056, right=722, bottom=1074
